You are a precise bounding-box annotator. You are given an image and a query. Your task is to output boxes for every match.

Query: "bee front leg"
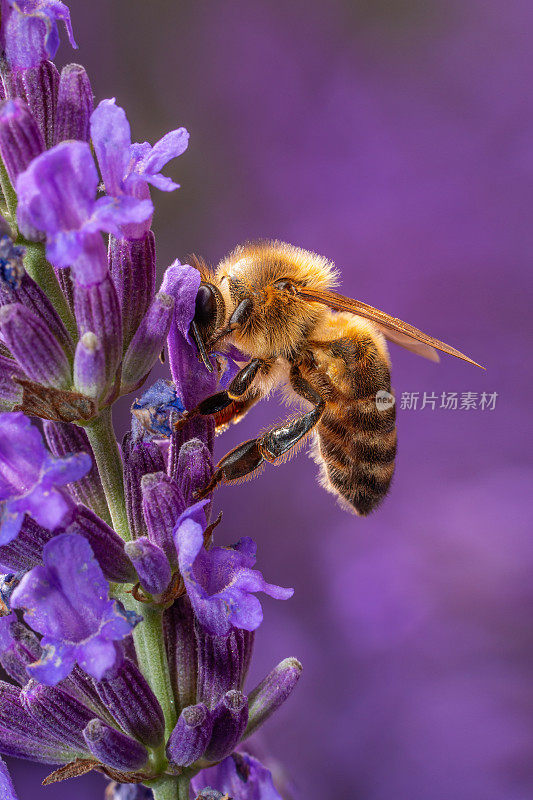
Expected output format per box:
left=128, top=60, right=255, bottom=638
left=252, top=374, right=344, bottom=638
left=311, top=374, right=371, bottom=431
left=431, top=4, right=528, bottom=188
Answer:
left=196, top=369, right=325, bottom=497
left=174, top=358, right=265, bottom=431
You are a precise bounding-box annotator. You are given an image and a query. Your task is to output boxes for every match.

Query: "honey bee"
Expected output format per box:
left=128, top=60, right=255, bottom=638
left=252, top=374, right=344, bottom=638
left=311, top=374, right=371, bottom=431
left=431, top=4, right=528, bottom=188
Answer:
left=178, top=240, right=482, bottom=515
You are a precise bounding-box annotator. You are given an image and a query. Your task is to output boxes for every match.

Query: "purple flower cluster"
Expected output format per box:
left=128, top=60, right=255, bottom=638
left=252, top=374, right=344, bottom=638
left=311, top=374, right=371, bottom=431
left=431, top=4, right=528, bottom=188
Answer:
left=0, top=4, right=302, bottom=799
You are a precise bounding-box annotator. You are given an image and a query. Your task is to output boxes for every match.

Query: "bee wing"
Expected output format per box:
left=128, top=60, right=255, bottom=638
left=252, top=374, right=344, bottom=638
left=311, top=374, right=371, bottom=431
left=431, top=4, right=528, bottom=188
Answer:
left=297, top=288, right=484, bottom=369
left=373, top=326, right=440, bottom=363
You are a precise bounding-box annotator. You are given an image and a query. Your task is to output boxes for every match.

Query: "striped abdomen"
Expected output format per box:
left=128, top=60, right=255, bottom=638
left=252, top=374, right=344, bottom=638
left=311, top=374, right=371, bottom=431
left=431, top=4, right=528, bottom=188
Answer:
left=308, top=331, right=397, bottom=515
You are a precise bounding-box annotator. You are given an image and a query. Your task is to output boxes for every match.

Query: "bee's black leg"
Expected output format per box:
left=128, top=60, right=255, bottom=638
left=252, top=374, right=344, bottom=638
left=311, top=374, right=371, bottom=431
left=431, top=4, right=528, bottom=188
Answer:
left=196, top=367, right=325, bottom=497
left=260, top=366, right=325, bottom=464
left=175, top=358, right=265, bottom=430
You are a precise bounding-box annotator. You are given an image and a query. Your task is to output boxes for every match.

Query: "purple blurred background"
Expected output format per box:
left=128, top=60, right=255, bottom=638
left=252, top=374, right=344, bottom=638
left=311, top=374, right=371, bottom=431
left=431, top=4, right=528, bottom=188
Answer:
left=7, top=0, right=533, bottom=798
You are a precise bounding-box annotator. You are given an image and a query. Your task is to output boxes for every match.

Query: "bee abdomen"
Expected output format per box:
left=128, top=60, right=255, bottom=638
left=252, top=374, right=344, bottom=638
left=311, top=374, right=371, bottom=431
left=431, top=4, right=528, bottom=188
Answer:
left=316, top=395, right=397, bottom=516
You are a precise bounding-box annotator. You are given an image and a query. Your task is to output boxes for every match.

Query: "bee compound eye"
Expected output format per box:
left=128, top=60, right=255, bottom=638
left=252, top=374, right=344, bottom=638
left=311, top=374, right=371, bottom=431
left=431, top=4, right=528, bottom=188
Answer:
left=194, top=284, right=218, bottom=328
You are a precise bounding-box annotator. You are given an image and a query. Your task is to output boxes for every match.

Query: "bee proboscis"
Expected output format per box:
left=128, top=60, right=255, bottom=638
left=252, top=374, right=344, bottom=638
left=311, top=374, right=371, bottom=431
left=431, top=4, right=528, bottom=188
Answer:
left=177, top=240, right=482, bottom=515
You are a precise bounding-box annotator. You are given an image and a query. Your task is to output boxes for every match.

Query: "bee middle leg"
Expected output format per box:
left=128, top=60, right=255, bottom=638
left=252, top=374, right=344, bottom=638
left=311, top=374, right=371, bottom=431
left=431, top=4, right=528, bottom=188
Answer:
left=196, top=366, right=325, bottom=497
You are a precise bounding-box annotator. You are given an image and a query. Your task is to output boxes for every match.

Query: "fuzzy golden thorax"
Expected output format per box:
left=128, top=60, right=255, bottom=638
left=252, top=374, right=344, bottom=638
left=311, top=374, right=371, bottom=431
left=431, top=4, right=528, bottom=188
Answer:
left=202, top=240, right=339, bottom=359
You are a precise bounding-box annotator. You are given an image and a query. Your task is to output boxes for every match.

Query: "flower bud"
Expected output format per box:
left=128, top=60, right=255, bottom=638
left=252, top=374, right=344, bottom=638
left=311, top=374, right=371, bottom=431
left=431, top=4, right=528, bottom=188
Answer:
left=244, top=657, right=303, bottom=740
left=203, top=690, right=248, bottom=763
left=0, top=267, right=74, bottom=358
left=54, top=63, right=93, bottom=144
left=141, top=472, right=184, bottom=563
left=83, top=719, right=148, bottom=771
left=164, top=595, right=197, bottom=712
left=14, top=60, right=59, bottom=148
left=42, top=421, right=109, bottom=524
left=0, top=99, right=44, bottom=184
left=73, top=331, right=106, bottom=399
left=175, top=438, right=213, bottom=508
left=0, top=516, right=54, bottom=574
left=169, top=416, right=215, bottom=475
left=0, top=303, right=71, bottom=388
left=109, top=233, right=156, bottom=351
left=73, top=274, right=123, bottom=393
left=123, top=434, right=165, bottom=540
left=21, top=681, right=95, bottom=753
left=0, top=680, right=76, bottom=763
left=94, top=658, right=165, bottom=748
left=124, top=537, right=171, bottom=595
left=61, top=504, right=136, bottom=584
left=196, top=625, right=255, bottom=709
left=121, top=293, right=174, bottom=391
left=166, top=703, right=213, bottom=767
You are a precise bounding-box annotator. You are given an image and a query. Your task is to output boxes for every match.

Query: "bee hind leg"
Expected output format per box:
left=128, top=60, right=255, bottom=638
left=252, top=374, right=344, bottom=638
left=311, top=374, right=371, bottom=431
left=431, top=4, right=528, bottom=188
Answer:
left=196, top=368, right=325, bottom=497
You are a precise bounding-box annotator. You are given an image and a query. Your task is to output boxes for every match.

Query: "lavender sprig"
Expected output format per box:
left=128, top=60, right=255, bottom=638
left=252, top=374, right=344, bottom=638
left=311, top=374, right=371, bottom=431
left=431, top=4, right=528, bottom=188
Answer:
left=0, top=5, right=301, bottom=800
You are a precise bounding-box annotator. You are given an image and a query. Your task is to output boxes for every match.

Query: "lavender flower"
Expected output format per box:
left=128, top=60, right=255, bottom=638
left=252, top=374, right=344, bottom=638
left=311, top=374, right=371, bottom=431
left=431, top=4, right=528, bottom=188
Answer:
left=0, top=411, right=91, bottom=544
left=0, top=0, right=77, bottom=70
left=90, top=98, right=189, bottom=238
left=0, top=98, right=44, bottom=185
left=15, top=140, right=152, bottom=284
left=191, top=751, right=283, bottom=800
left=175, top=501, right=293, bottom=635
left=0, top=6, right=302, bottom=796
left=10, top=533, right=140, bottom=683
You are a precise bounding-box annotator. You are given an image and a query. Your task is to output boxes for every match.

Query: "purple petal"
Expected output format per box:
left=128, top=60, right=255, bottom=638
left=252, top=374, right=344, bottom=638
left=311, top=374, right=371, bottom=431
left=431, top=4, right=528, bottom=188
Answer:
left=100, top=602, right=141, bottom=640
left=75, top=637, right=117, bottom=681
left=0, top=412, right=46, bottom=499
left=0, top=507, right=25, bottom=546
left=144, top=173, right=179, bottom=192
left=90, top=98, right=131, bottom=196
left=225, top=589, right=264, bottom=631
left=16, top=141, right=98, bottom=237
left=45, top=229, right=84, bottom=268
left=175, top=505, right=208, bottom=572
left=11, top=535, right=108, bottom=640
left=138, top=128, right=189, bottom=177
left=4, top=0, right=76, bottom=70
left=27, top=640, right=76, bottom=684
left=9, top=483, right=71, bottom=530
left=175, top=506, right=293, bottom=634
left=191, top=752, right=283, bottom=800
left=88, top=194, right=154, bottom=235
left=160, top=260, right=202, bottom=344
left=42, top=452, right=92, bottom=487
left=10, top=534, right=136, bottom=684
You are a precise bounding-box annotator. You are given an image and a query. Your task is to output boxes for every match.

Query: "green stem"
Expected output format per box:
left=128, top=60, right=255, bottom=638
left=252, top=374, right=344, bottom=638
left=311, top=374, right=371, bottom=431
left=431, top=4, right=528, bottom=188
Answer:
left=150, top=775, right=184, bottom=800
left=21, top=241, right=78, bottom=342
left=177, top=775, right=191, bottom=800
left=84, top=407, right=130, bottom=541
left=0, top=157, right=17, bottom=221
left=134, top=604, right=177, bottom=740
left=85, top=410, right=179, bottom=786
